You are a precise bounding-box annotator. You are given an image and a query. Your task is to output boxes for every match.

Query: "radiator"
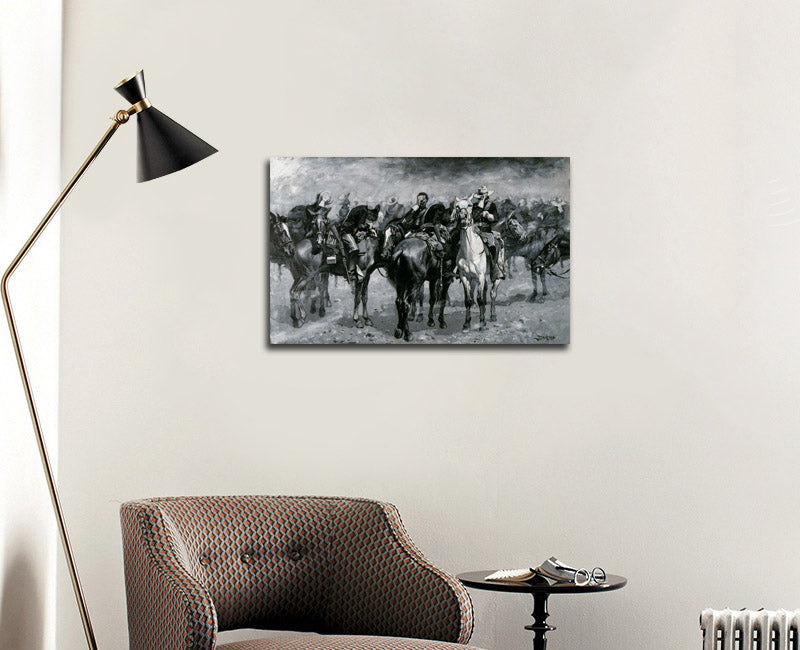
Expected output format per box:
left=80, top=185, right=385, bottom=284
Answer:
left=701, top=609, right=800, bottom=650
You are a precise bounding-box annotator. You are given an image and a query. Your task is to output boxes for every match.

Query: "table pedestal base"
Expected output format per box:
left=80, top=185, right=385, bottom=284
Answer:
left=523, top=592, right=555, bottom=650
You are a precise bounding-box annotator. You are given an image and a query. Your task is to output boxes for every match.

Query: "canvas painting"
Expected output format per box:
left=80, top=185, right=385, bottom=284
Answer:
left=268, top=157, right=570, bottom=345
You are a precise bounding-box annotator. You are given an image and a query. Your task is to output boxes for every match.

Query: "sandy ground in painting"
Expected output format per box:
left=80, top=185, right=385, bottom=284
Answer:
left=268, top=259, right=569, bottom=345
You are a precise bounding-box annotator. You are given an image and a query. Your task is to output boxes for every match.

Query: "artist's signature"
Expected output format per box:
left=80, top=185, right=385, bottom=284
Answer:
left=535, top=335, right=556, bottom=341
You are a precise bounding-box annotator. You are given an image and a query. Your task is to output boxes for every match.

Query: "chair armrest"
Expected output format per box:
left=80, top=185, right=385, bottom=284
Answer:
left=121, top=501, right=218, bottom=650
left=325, top=500, right=473, bottom=644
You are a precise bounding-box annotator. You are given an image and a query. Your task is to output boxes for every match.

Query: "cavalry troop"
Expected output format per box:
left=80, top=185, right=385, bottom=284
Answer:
left=269, top=186, right=570, bottom=342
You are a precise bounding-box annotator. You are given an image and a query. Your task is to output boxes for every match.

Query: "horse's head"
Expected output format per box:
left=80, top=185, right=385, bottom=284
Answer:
left=505, top=216, right=527, bottom=243
left=380, top=221, right=402, bottom=260
left=452, top=198, right=473, bottom=228
left=269, top=211, right=295, bottom=257
left=370, top=204, right=384, bottom=225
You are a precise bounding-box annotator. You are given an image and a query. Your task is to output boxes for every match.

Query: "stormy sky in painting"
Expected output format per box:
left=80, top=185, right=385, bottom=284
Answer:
left=269, top=157, right=569, bottom=215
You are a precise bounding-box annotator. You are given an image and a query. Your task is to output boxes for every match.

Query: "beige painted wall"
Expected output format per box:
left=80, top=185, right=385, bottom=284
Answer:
left=0, top=2, right=62, bottom=649
left=60, top=1, right=800, bottom=648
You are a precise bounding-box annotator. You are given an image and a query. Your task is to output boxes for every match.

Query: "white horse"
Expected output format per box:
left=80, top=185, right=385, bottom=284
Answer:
left=454, top=199, right=488, bottom=330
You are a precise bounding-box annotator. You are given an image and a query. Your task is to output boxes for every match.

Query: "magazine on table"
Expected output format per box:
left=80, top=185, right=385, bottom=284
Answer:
left=485, top=557, right=607, bottom=586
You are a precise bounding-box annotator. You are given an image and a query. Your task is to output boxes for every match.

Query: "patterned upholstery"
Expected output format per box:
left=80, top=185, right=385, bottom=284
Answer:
left=217, top=635, right=483, bottom=650
left=120, top=496, right=479, bottom=650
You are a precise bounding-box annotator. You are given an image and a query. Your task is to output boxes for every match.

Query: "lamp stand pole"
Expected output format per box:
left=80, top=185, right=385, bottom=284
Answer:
left=2, top=108, right=133, bottom=650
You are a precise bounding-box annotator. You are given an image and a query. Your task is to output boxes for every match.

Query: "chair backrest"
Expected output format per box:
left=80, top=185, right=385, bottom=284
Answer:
left=125, top=495, right=378, bottom=632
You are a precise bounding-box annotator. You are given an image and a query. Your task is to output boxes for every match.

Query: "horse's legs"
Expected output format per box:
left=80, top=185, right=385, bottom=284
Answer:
left=539, top=268, right=548, bottom=302
left=357, top=274, right=373, bottom=327
left=394, top=287, right=406, bottom=339
left=289, top=275, right=311, bottom=327
left=319, top=273, right=329, bottom=316
left=394, top=285, right=413, bottom=341
left=362, top=275, right=373, bottom=326
left=353, top=276, right=364, bottom=327
left=403, top=288, right=413, bottom=341
left=461, top=275, right=473, bottom=331
left=414, top=285, right=424, bottom=322
left=527, top=261, right=539, bottom=303
left=489, top=278, right=500, bottom=322
left=477, top=277, right=487, bottom=329
left=289, top=278, right=300, bottom=327
left=408, top=286, right=419, bottom=322
left=438, top=278, right=449, bottom=329
left=427, top=278, right=437, bottom=328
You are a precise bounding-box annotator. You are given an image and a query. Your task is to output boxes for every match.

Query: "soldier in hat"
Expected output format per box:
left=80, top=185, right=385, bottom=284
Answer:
left=470, top=185, right=506, bottom=280
left=400, top=192, right=430, bottom=232
left=338, top=192, right=352, bottom=220
left=339, top=205, right=381, bottom=281
left=306, top=191, right=334, bottom=255
left=382, top=196, right=404, bottom=227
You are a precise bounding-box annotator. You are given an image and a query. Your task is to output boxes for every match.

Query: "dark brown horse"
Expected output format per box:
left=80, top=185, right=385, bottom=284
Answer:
left=287, top=205, right=381, bottom=328
left=503, top=217, right=567, bottom=302
left=384, top=208, right=458, bottom=341
left=387, top=238, right=442, bottom=341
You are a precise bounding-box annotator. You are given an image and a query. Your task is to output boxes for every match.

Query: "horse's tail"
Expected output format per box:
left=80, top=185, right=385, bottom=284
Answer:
left=289, top=239, right=323, bottom=282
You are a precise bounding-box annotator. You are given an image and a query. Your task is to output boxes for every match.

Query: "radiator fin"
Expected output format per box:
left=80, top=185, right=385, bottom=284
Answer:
left=701, top=609, right=800, bottom=650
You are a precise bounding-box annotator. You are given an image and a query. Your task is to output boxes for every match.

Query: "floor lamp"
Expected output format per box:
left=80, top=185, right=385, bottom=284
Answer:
left=1, top=70, right=217, bottom=650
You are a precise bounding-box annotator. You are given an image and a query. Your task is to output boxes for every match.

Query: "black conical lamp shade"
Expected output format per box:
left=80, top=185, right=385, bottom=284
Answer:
left=114, top=70, right=217, bottom=182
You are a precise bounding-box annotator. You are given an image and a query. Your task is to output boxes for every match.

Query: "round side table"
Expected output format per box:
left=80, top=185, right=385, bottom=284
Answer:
left=457, top=570, right=627, bottom=650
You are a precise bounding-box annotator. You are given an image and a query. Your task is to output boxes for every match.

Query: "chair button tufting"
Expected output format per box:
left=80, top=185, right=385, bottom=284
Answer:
left=199, top=554, right=210, bottom=567
left=241, top=553, right=253, bottom=564
left=288, top=548, right=302, bottom=561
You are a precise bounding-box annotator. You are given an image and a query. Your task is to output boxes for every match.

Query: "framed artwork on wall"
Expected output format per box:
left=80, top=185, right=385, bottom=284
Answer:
left=268, top=157, right=569, bottom=345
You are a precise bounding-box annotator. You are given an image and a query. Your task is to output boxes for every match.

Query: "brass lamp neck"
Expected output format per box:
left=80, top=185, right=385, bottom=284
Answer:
left=2, top=110, right=133, bottom=650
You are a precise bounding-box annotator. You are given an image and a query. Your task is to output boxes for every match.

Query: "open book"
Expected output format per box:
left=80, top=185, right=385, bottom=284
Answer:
left=485, top=557, right=606, bottom=586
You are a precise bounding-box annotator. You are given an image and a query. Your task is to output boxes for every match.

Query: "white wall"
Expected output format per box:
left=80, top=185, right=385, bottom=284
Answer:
left=0, top=2, right=62, bottom=649
left=59, top=1, right=800, bottom=649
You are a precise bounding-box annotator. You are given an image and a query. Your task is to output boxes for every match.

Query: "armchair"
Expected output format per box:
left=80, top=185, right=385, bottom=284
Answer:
left=120, top=496, right=484, bottom=650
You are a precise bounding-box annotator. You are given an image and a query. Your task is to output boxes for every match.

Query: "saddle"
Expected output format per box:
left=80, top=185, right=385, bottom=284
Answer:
left=407, top=227, right=446, bottom=259
left=532, top=237, right=562, bottom=271
left=312, top=230, right=342, bottom=261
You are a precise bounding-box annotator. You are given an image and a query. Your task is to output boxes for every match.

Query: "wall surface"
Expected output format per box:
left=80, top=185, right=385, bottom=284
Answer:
left=0, top=2, right=62, bottom=649
left=60, top=1, right=800, bottom=649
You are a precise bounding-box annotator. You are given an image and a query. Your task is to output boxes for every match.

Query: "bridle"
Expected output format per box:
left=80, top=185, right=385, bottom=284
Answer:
left=271, top=215, right=295, bottom=258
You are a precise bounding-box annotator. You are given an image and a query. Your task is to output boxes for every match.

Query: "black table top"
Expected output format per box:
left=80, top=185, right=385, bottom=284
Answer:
left=457, top=570, right=627, bottom=595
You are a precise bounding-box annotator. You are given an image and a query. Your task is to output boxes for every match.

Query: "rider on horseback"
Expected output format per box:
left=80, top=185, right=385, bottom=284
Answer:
left=338, top=192, right=352, bottom=220
left=383, top=196, right=404, bottom=226
left=340, top=204, right=380, bottom=281
left=307, top=191, right=334, bottom=255
left=470, top=185, right=506, bottom=280
left=398, top=192, right=450, bottom=262
left=400, top=192, right=429, bottom=233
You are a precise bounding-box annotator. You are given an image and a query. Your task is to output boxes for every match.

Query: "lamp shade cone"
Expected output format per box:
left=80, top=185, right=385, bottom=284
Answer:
left=134, top=107, right=217, bottom=182
left=114, top=70, right=217, bottom=182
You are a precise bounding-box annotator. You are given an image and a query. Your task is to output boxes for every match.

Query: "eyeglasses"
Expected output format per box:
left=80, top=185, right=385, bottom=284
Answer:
left=573, top=566, right=607, bottom=586
left=537, top=557, right=607, bottom=586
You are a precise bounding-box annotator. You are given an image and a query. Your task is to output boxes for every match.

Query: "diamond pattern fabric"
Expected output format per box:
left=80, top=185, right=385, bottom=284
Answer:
left=217, top=635, right=484, bottom=650
left=121, top=496, right=477, bottom=650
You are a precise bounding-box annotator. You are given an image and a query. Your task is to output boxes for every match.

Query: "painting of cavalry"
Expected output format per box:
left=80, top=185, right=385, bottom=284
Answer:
left=268, top=157, right=570, bottom=345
